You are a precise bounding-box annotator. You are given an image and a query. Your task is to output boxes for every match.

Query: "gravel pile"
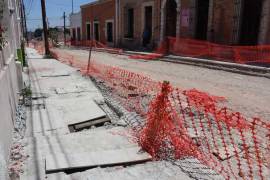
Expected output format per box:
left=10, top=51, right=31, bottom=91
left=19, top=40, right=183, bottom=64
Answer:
left=8, top=103, right=29, bottom=179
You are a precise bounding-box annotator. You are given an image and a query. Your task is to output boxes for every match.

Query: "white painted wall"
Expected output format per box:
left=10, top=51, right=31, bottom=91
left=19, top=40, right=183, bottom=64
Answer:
left=70, top=12, right=82, bottom=29
left=70, top=12, right=82, bottom=40
left=0, top=0, right=22, bottom=178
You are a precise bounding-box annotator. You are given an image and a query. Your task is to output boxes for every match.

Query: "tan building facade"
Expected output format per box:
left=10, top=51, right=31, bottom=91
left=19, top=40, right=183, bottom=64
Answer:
left=79, top=0, right=270, bottom=49
left=160, top=0, right=270, bottom=45
left=117, top=0, right=161, bottom=49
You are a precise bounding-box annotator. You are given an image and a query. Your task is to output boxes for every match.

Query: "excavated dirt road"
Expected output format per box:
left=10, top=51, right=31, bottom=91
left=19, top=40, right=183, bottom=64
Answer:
left=53, top=48, right=270, bottom=121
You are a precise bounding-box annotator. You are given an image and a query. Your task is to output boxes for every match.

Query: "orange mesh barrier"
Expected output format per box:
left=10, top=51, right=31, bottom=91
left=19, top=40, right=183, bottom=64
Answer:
left=44, top=48, right=270, bottom=179
left=71, top=40, right=123, bottom=54
left=128, top=37, right=270, bottom=65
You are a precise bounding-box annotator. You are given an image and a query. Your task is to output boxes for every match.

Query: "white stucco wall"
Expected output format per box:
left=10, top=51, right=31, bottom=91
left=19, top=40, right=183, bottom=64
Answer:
left=70, top=12, right=82, bottom=29
left=0, top=0, right=22, bottom=178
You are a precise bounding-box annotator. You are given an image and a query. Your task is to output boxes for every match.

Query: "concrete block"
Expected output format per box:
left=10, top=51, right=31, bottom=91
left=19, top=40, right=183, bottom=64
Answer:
left=45, top=147, right=151, bottom=173
left=31, top=108, right=68, bottom=134
left=41, top=127, right=137, bottom=155
left=54, top=98, right=107, bottom=126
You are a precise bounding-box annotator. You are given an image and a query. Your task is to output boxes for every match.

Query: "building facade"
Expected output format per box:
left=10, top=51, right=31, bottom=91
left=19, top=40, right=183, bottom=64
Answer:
left=160, top=0, right=270, bottom=45
left=78, top=0, right=270, bottom=49
left=70, top=11, right=82, bottom=42
left=81, top=0, right=116, bottom=46
left=117, top=0, right=161, bottom=49
left=0, top=0, right=23, bottom=178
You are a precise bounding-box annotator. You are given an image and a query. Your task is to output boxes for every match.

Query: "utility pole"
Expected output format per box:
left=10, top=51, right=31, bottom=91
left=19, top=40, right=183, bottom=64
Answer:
left=40, top=0, right=50, bottom=55
left=20, top=0, right=28, bottom=45
left=72, top=0, right=74, bottom=14
left=63, top=12, right=66, bottom=46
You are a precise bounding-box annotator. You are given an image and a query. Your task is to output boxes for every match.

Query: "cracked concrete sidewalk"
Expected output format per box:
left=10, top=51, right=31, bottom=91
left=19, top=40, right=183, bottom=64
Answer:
left=20, top=48, right=223, bottom=180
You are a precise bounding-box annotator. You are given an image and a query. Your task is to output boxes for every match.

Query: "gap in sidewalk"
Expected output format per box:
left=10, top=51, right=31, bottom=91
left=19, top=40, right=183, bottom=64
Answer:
left=68, top=116, right=111, bottom=133
left=46, top=159, right=150, bottom=175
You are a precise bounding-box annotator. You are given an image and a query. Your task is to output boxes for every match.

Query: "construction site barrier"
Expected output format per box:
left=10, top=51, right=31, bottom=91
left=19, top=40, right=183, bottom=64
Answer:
left=128, top=37, right=270, bottom=65
left=70, top=40, right=123, bottom=54
left=45, top=48, right=270, bottom=179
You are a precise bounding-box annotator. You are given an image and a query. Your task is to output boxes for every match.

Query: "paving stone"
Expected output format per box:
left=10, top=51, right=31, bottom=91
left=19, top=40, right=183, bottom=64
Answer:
left=45, top=147, right=151, bottom=173
left=41, top=127, right=137, bottom=156
left=31, top=108, right=68, bottom=134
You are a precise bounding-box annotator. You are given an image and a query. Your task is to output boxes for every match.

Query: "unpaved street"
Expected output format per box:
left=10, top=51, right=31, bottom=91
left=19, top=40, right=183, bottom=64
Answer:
left=54, top=48, right=270, bottom=120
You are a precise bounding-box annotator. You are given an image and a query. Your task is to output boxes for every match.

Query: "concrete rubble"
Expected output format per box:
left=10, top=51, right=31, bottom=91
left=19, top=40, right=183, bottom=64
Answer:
left=8, top=48, right=225, bottom=180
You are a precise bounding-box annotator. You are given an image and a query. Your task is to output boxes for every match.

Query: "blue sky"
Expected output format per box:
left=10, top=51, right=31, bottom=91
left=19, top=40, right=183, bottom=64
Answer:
left=25, top=0, right=94, bottom=31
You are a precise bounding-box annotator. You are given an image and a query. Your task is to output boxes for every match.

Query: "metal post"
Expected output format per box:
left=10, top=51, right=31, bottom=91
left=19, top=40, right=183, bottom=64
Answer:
left=87, top=41, right=93, bottom=74
left=64, top=12, right=66, bottom=46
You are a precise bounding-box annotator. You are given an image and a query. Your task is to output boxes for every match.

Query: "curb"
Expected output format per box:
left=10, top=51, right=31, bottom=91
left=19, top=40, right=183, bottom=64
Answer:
left=160, top=56, right=270, bottom=78
left=122, top=50, right=270, bottom=78
left=67, top=46, right=270, bottom=78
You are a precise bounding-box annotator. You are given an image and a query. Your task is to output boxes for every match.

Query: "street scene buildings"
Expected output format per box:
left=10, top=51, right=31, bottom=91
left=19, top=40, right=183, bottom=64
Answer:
left=70, top=0, right=270, bottom=49
left=0, top=0, right=270, bottom=180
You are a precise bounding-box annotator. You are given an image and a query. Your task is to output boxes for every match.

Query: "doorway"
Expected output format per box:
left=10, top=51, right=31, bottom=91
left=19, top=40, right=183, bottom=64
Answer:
left=125, top=8, right=134, bottom=38
left=165, top=0, right=177, bottom=37
left=94, top=22, right=100, bottom=41
left=106, top=22, right=113, bottom=43
left=195, top=0, right=209, bottom=40
left=72, top=28, right=76, bottom=41
left=77, top=27, right=81, bottom=41
left=239, top=0, right=263, bottom=45
left=143, top=6, right=152, bottom=46
left=86, top=23, right=91, bottom=40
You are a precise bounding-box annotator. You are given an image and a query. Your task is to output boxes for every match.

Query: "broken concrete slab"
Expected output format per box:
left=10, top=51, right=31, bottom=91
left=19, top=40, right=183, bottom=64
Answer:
left=55, top=98, right=108, bottom=126
left=41, top=127, right=138, bottom=155
left=45, top=147, right=151, bottom=173
left=69, top=161, right=193, bottom=180
left=31, top=108, right=68, bottom=135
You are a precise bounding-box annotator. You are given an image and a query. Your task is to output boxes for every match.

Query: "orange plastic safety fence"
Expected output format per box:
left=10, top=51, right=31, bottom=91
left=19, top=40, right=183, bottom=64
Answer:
left=48, top=49, right=270, bottom=179
left=128, top=37, right=270, bottom=65
left=71, top=40, right=123, bottom=54
left=166, top=37, right=270, bottom=65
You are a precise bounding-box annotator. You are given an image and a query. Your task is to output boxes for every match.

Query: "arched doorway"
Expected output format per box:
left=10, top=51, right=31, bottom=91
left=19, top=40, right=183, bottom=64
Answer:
left=165, top=0, right=177, bottom=37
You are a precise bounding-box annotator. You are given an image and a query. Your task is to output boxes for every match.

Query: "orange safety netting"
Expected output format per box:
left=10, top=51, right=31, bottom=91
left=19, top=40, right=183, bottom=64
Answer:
left=39, top=47, right=270, bottom=179
left=128, top=37, right=270, bottom=65
left=71, top=40, right=123, bottom=54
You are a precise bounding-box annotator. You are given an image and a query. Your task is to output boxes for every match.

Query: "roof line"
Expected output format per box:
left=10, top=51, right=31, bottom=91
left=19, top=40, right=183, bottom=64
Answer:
left=80, top=0, right=113, bottom=8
